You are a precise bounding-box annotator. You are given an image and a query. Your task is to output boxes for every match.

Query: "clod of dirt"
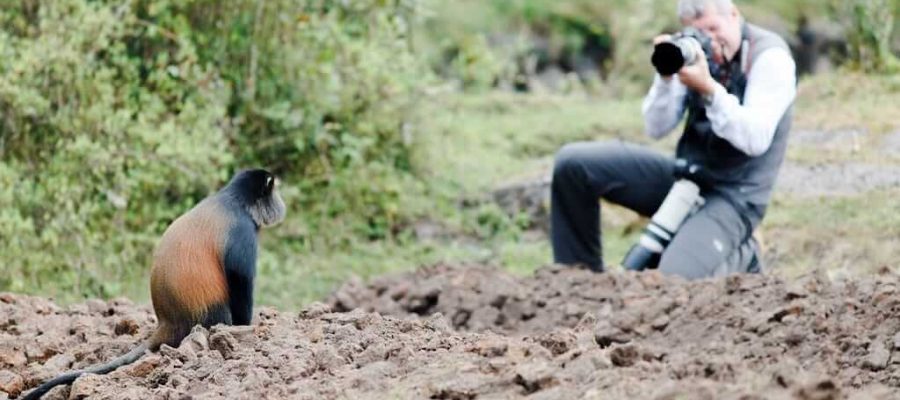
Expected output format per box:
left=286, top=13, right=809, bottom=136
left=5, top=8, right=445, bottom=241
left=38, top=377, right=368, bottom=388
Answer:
left=114, top=318, right=141, bottom=336
left=0, top=370, right=24, bottom=397
left=862, top=340, right=891, bottom=371
left=514, top=360, right=558, bottom=394
left=68, top=373, right=104, bottom=399
left=208, top=330, right=238, bottom=360
left=299, top=302, right=332, bottom=319
left=467, top=337, right=509, bottom=358
left=609, top=344, right=640, bottom=367
left=0, top=348, right=26, bottom=369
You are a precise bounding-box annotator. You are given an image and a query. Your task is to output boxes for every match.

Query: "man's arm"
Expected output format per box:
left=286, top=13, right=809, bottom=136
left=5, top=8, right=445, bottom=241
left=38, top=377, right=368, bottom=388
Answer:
left=642, top=74, right=689, bottom=139
left=704, top=48, right=797, bottom=156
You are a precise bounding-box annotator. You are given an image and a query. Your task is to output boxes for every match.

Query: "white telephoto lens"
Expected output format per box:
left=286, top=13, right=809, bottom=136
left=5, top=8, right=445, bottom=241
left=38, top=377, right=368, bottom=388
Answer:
left=638, top=234, right=665, bottom=253
left=652, top=180, right=701, bottom=233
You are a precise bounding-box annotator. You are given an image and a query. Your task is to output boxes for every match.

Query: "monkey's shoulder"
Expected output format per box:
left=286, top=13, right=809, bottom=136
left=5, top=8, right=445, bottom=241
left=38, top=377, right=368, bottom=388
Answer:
left=154, top=197, right=232, bottom=252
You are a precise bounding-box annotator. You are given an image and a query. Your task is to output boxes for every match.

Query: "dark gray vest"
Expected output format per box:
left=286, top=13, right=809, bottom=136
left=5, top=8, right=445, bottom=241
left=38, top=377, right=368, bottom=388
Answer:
left=676, top=23, right=793, bottom=216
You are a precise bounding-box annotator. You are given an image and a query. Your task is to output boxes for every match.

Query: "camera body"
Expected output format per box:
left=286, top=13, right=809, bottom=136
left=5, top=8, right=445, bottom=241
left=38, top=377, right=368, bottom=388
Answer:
left=651, top=26, right=714, bottom=76
left=621, top=160, right=712, bottom=271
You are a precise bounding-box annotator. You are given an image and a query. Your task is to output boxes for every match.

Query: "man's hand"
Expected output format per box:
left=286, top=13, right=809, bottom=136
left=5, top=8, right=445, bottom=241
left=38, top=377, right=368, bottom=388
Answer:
left=677, top=40, right=717, bottom=97
left=652, top=34, right=673, bottom=46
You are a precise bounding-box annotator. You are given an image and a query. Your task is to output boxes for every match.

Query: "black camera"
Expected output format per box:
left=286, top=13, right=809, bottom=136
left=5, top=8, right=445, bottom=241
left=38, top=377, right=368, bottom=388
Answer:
left=651, top=27, right=714, bottom=76
left=621, top=160, right=713, bottom=271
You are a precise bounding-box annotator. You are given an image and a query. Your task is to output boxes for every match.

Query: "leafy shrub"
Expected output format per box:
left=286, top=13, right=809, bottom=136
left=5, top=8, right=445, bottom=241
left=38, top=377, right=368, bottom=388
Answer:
left=0, top=0, right=432, bottom=300
left=832, top=0, right=899, bottom=73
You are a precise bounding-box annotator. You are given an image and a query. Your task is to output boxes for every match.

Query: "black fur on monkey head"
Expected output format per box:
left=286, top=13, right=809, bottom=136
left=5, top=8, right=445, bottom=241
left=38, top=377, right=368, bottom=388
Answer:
left=221, top=169, right=287, bottom=228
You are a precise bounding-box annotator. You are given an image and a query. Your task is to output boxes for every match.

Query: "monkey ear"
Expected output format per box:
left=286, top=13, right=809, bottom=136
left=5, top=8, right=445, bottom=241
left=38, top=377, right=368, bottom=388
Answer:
left=266, top=176, right=274, bottom=191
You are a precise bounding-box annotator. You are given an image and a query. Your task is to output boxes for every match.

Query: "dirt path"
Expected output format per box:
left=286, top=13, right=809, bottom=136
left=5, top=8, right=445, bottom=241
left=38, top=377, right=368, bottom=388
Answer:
left=776, top=129, right=900, bottom=197
left=775, top=162, right=900, bottom=197
left=3, top=264, right=900, bottom=399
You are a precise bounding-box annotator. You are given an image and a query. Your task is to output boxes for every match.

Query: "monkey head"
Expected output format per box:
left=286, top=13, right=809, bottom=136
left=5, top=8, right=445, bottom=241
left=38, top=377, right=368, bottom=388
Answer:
left=225, top=169, right=287, bottom=228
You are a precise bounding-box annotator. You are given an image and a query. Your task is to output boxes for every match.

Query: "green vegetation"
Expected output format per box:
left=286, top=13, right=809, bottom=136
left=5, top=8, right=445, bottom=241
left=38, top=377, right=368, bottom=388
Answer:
left=2, top=1, right=898, bottom=310
left=832, top=0, right=900, bottom=73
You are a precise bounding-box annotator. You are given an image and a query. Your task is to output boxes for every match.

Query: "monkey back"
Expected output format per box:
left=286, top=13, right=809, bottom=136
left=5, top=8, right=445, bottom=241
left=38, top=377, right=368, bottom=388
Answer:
left=150, top=197, right=232, bottom=323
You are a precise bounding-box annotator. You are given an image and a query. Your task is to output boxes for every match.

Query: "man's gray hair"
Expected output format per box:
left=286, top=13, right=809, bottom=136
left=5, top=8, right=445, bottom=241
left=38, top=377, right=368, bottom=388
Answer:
left=677, top=0, right=734, bottom=20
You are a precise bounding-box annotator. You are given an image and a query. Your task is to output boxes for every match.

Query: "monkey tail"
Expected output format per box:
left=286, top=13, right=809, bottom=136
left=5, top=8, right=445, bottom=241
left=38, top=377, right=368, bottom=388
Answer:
left=20, top=341, right=151, bottom=400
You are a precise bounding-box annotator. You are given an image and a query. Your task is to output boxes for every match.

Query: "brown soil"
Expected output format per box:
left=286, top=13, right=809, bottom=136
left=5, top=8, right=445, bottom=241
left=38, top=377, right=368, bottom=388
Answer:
left=3, top=264, right=900, bottom=399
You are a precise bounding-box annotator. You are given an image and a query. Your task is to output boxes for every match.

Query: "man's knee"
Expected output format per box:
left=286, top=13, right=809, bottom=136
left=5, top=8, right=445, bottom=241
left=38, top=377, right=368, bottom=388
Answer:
left=553, top=142, right=590, bottom=182
left=658, top=250, right=712, bottom=281
left=553, top=141, right=618, bottom=183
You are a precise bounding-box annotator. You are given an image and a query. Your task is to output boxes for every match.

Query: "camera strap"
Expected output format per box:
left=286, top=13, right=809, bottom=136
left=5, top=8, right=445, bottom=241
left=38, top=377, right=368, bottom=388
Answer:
left=740, top=39, right=749, bottom=73
left=740, top=23, right=753, bottom=75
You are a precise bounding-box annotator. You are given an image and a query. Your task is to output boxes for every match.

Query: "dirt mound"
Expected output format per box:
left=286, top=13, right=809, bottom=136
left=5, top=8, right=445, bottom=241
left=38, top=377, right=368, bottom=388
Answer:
left=3, top=265, right=900, bottom=399
left=329, top=264, right=900, bottom=396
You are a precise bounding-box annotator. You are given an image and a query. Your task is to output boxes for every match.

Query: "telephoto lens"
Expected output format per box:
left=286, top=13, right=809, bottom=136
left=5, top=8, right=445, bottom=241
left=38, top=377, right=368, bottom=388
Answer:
left=651, top=27, right=713, bottom=76
left=621, top=179, right=704, bottom=271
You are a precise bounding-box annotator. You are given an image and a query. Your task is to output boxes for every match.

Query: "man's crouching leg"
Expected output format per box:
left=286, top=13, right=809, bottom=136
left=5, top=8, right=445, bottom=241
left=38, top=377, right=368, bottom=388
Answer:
left=550, top=141, right=676, bottom=272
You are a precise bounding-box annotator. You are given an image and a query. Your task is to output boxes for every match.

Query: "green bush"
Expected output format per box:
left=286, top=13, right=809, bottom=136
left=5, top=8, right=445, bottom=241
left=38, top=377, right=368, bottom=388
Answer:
left=0, top=0, right=432, bottom=300
left=161, top=0, right=433, bottom=241
left=832, top=0, right=899, bottom=73
left=0, top=0, right=233, bottom=297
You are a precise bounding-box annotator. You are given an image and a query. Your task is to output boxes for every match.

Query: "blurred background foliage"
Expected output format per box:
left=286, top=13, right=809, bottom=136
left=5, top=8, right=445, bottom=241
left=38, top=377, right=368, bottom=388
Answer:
left=1, top=0, right=897, bottom=307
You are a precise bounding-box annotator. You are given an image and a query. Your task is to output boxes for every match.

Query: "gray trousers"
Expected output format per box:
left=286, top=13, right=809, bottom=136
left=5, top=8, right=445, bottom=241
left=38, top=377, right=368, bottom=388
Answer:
left=550, top=141, right=763, bottom=279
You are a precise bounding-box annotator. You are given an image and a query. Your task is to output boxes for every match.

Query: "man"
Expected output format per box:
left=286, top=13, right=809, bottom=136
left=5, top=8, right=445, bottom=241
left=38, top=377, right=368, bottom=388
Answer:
left=550, top=0, right=796, bottom=279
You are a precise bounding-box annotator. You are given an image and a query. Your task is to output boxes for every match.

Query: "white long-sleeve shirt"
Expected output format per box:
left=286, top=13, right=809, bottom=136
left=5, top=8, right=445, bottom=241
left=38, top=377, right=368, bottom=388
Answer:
left=641, top=47, right=797, bottom=156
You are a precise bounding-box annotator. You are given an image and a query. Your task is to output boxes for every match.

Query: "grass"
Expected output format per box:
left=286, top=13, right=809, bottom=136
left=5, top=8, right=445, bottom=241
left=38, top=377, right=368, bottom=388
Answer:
left=788, top=72, right=900, bottom=164
left=412, top=92, right=647, bottom=196
left=761, top=189, right=900, bottom=278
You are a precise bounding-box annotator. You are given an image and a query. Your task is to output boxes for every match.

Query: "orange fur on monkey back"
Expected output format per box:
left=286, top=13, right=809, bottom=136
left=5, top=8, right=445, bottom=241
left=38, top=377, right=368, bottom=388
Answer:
left=151, top=199, right=230, bottom=320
